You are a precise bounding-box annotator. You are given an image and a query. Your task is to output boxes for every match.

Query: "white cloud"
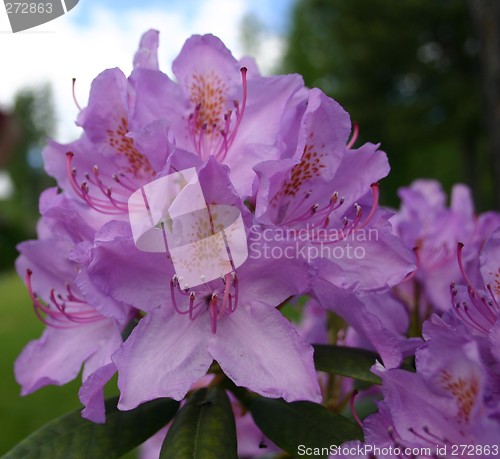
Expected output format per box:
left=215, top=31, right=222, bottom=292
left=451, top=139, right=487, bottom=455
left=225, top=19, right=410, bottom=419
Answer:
left=0, top=0, right=285, bottom=143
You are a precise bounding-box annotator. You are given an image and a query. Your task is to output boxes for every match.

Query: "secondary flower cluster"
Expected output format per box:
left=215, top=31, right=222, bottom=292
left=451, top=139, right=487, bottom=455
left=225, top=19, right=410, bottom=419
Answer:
left=335, top=182, right=500, bottom=458
left=15, top=30, right=500, bottom=458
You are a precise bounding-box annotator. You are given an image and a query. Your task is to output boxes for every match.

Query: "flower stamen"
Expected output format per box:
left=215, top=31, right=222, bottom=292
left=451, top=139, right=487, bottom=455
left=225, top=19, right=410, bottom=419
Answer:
left=346, top=123, right=359, bottom=149
left=26, top=269, right=102, bottom=328
left=72, top=78, right=82, bottom=111
left=188, top=67, right=248, bottom=162
left=454, top=242, right=497, bottom=333
left=169, top=272, right=239, bottom=334
left=66, top=152, right=131, bottom=214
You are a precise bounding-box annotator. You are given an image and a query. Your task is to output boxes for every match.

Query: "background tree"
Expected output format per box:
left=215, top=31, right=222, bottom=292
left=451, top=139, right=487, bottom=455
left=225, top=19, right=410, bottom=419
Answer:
left=0, top=85, right=55, bottom=271
left=468, top=0, right=500, bottom=208
left=282, top=0, right=494, bottom=209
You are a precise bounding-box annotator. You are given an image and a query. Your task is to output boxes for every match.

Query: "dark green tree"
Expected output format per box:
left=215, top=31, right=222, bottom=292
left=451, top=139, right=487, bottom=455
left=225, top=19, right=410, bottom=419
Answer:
left=0, top=85, right=55, bottom=270
left=468, top=0, right=500, bottom=209
left=282, top=0, right=493, bottom=209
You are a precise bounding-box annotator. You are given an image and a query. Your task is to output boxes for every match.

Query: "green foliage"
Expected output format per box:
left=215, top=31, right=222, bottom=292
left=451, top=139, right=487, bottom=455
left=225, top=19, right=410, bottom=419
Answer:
left=313, top=344, right=381, bottom=385
left=283, top=0, right=492, bottom=209
left=249, top=398, right=363, bottom=458
left=160, top=387, right=237, bottom=459
left=2, top=397, right=179, bottom=459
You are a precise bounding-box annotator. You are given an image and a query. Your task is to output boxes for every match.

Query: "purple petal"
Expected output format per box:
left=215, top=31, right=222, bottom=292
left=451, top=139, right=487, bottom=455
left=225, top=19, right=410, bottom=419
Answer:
left=77, top=68, right=131, bottom=138
left=130, top=67, right=186, bottom=129
left=78, top=220, right=171, bottom=318
left=78, top=321, right=123, bottom=422
left=139, top=427, right=168, bottom=459
left=133, top=29, right=159, bottom=70
left=313, top=282, right=411, bottom=368
left=210, top=302, right=321, bottom=402
left=15, top=319, right=117, bottom=394
left=330, top=143, right=389, bottom=212
left=172, top=34, right=241, bottom=89
left=313, top=230, right=416, bottom=292
left=113, top=307, right=212, bottom=410
left=79, top=363, right=116, bottom=423
left=489, top=320, right=500, bottom=363
left=480, top=228, right=500, bottom=301
left=225, top=74, right=305, bottom=196
left=126, top=119, right=172, bottom=173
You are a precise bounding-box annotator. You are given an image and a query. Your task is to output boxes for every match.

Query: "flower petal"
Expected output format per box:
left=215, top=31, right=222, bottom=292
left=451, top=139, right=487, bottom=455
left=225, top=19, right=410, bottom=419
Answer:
left=113, top=307, right=212, bottom=410
left=313, top=230, right=416, bottom=292
left=313, top=281, right=411, bottom=368
left=133, top=29, right=159, bottom=70
left=172, top=34, right=241, bottom=90
left=78, top=220, right=172, bottom=318
left=79, top=363, right=116, bottom=423
left=15, top=319, right=116, bottom=394
left=210, top=302, right=321, bottom=402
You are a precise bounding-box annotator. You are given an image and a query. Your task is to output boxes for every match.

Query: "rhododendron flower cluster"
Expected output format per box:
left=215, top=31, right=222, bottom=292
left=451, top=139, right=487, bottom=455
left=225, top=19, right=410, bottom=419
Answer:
left=12, top=30, right=500, bottom=458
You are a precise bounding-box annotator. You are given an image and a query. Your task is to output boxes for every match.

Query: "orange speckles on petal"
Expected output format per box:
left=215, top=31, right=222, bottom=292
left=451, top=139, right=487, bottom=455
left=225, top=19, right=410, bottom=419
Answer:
left=282, top=143, right=327, bottom=198
left=490, top=267, right=500, bottom=297
left=107, top=117, right=154, bottom=178
left=439, top=370, right=479, bottom=424
left=189, top=71, right=227, bottom=135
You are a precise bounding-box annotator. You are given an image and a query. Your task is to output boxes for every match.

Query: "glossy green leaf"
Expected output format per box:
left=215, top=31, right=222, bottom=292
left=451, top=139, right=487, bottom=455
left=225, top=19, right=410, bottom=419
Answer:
left=2, top=396, right=179, bottom=459
left=160, top=387, right=237, bottom=459
left=249, top=398, right=363, bottom=459
left=313, top=344, right=381, bottom=384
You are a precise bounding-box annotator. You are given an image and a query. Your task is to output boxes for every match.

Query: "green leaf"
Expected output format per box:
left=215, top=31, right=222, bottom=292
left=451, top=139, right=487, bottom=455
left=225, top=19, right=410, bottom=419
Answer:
left=249, top=398, right=363, bottom=459
left=160, top=387, right=237, bottom=459
left=313, top=344, right=381, bottom=385
left=2, top=396, right=180, bottom=459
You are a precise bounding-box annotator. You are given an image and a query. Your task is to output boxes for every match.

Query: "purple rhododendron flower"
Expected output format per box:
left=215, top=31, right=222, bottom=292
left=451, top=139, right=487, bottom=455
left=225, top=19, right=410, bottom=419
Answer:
left=129, top=33, right=307, bottom=198
left=450, top=227, right=500, bottom=364
left=392, top=179, right=500, bottom=315
left=15, top=190, right=131, bottom=422
left=15, top=27, right=500, bottom=459
left=43, top=31, right=170, bottom=221
left=252, top=87, right=416, bottom=367
left=254, top=88, right=415, bottom=292
left=341, top=323, right=500, bottom=458
left=15, top=30, right=415, bottom=416
left=81, top=158, right=321, bottom=408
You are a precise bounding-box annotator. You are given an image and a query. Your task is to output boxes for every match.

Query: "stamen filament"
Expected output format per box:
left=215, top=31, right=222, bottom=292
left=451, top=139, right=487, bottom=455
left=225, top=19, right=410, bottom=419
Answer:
left=346, top=123, right=359, bottom=149
left=72, top=78, right=82, bottom=111
left=66, top=153, right=129, bottom=214
left=359, top=183, right=380, bottom=229
left=225, top=67, right=248, bottom=148
left=26, top=269, right=102, bottom=328
left=218, top=273, right=233, bottom=319
left=170, top=276, right=190, bottom=315
left=349, top=390, right=363, bottom=428
left=467, top=286, right=496, bottom=324
left=210, top=294, right=218, bottom=334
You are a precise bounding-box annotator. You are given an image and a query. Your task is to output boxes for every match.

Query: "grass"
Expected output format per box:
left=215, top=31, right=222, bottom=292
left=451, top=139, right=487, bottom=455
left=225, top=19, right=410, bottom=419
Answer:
left=0, top=271, right=138, bottom=457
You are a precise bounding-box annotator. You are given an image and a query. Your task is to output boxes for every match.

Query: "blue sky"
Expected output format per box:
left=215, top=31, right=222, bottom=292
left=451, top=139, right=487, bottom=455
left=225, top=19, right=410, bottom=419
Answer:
left=71, top=0, right=293, bottom=31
